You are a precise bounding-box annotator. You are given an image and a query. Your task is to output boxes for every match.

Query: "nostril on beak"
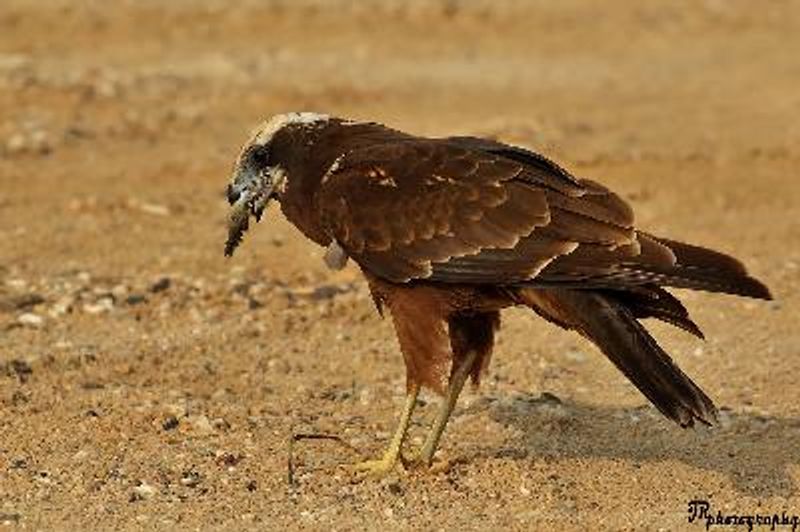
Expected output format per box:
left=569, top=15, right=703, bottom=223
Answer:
left=226, top=184, right=241, bottom=205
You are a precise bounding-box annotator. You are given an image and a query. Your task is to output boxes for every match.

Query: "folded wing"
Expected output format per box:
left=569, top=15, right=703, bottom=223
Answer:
left=317, top=137, right=770, bottom=300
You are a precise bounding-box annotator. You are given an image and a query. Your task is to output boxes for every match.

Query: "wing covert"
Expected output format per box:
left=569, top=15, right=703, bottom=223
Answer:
left=316, top=139, right=637, bottom=285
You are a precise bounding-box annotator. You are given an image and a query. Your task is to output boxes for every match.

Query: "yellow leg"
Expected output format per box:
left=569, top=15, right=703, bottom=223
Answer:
left=414, top=349, right=479, bottom=466
left=352, top=383, right=420, bottom=477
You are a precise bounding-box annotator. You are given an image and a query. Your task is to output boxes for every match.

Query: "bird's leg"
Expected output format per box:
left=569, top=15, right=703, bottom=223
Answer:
left=352, top=383, right=420, bottom=477
left=411, top=348, right=480, bottom=467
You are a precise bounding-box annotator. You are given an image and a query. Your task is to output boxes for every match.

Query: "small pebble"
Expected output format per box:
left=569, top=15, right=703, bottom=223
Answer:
left=126, top=294, right=147, bottom=305
left=132, top=482, right=157, bottom=500
left=215, top=451, right=242, bottom=467
left=188, top=415, right=214, bottom=436
left=137, top=202, right=170, bottom=216
left=18, top=313, right=43, bottom=327
left=162, top=416, right=179, bottom=431
left=111, top=284, right=128, bottom=298
left=50, top=295, right=75, bottom=317
left=150, top=277, right=171, bottom=293
left=72, top=449, right=89, bottom=461
left=83, top=297, right=114, bottom=314
left=180, top=471, right=201, bottom=488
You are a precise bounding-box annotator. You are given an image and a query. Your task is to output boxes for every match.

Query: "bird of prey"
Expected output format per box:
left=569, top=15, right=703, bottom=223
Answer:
left=224, top=112, right=771, bottom=476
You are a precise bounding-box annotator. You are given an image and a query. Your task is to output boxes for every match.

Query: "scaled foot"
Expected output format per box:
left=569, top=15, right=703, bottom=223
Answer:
left=350, top=453, right=405, bottom=479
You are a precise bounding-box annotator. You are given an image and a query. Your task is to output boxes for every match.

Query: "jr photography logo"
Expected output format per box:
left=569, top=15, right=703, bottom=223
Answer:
left=688, top=499, right=799, bottom=531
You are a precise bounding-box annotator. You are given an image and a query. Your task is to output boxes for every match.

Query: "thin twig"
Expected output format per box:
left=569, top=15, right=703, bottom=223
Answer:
left=287, top=430, right=356, bottom=488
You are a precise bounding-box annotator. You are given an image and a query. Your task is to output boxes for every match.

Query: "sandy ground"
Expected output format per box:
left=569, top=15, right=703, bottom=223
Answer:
left=1, top=1, right=799, bottom=529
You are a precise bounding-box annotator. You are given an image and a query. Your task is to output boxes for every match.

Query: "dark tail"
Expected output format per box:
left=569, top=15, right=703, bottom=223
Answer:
left=640, top=236, right=772, bottom=300
left=535, top=233, right=772, bottom=301
left=520, top=288, right=718, bottom=427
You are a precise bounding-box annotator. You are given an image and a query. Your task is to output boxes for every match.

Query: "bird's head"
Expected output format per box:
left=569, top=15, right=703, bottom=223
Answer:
left=224, top=112, right=330, bottom=256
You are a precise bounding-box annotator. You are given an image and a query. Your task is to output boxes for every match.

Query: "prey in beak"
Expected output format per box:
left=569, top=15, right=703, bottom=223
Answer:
left=223, top=112, right=331, bottom=257
left=224, top=148, right=285, bottom=257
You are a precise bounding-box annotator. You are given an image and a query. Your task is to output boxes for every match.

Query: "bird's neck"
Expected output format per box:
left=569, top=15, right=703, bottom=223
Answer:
left=275, top=120, right=404, bottom=248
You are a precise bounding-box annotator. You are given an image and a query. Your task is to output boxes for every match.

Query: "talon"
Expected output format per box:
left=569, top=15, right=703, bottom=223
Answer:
left=350, top=456, right=405, bottom=480
left=349, top=384, right=421, bottom=481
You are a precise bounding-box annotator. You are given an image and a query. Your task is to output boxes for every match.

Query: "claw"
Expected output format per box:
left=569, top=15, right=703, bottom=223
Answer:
left=349, top=384, right=421, bottom=481
left=350, top=455, right=405, bottom=480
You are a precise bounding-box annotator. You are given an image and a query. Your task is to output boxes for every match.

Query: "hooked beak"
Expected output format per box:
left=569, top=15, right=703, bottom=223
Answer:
left=224, top=166, right=275, bottom=257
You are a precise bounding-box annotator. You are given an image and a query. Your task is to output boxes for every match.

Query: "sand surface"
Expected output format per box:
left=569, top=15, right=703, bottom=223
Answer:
left=1, top=1, right=799, bottom=529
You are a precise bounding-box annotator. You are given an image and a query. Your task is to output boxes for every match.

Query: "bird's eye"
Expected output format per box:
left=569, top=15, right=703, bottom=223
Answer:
left=249, top=145, right=270, bottom=167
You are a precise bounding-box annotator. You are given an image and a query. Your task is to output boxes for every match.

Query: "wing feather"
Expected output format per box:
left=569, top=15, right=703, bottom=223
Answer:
left=317, top=139, right=633, bottom=284
left=315, top=135, right=769, bottom=300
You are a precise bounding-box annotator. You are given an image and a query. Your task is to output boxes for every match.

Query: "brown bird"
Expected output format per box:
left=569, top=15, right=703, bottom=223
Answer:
left=224, top=112, right=771, bottom=476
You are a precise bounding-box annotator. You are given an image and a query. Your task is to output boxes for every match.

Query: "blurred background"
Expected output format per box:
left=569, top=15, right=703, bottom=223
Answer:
left=1, top=1, right=798, bottom=529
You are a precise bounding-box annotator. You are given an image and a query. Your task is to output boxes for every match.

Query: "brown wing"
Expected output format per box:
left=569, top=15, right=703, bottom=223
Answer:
left=316, top=139, right=635, bottom=284
left=316, top=137, right=772, bottom=299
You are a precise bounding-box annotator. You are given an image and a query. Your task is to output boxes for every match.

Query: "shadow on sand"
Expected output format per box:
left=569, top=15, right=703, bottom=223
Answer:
left=469, top=392, right=800, bottom=497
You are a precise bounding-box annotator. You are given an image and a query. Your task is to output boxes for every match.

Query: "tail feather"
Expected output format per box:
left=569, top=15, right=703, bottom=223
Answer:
left=520, top=288, right=717, bottom=427
left=616, top=264, right=772, bottom=301
left=639, top=235, right=772, bottom=300
left=536, top=233, right=772, bottom=301
left=604, top=285, right=705, bottom=339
